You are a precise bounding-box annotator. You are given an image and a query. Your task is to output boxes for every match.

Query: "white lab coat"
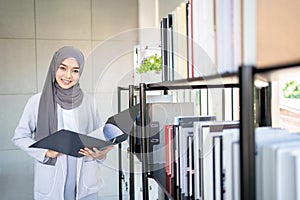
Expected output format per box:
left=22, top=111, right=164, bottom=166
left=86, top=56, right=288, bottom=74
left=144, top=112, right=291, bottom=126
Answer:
left=12, top=93, right=104, bottom=200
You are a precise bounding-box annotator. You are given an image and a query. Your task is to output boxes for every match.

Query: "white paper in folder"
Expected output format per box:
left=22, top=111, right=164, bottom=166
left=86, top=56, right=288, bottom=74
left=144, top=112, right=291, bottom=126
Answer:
left=255, top=127, right=295, bottom=200
left=291, top=151, right=300, bottom=200
left=176, top=116, right=216, bottom=199
left=262, top=139, right=300, bottom=200
left=276, top=145, right=300, bottom=200
left=193, top=121, right=239, bottom=200
left=222, top=128, right=240, bottom=200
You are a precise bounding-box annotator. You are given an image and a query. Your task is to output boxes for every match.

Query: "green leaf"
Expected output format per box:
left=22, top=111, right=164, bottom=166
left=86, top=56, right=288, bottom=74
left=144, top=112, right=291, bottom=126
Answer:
left=282, top=81, right=300, bottom=99
left=136, top=54, right=162, bottom=74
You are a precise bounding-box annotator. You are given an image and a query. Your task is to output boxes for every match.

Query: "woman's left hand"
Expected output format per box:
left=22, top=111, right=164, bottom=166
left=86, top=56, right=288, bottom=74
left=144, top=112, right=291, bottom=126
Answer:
left=79, top=146, right=115, bottom=160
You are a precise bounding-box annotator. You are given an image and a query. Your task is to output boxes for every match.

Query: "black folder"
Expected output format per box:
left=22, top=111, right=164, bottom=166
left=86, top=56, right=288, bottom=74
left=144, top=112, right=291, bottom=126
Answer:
left=29, top=129, right=113, bottom=157
left=30, top=104, right=140, bottom=157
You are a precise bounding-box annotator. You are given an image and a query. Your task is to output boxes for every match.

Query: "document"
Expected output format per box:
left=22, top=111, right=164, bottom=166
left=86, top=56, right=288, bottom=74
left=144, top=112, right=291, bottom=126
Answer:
left=103, top=104, right=140, bottom=142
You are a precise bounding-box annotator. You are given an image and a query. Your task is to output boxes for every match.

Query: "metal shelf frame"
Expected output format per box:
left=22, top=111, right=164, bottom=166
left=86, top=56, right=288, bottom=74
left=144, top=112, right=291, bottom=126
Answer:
left=134, top=73, right=240, bottom=200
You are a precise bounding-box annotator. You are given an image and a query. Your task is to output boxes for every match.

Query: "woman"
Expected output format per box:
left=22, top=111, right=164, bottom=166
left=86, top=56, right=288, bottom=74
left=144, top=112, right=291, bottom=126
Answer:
left=12, top=46, right=113, bottom=200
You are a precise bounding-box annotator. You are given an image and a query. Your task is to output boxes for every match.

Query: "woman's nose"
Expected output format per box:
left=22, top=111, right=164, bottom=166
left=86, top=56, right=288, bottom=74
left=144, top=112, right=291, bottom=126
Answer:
left=65, top=69, right=72, bottom=78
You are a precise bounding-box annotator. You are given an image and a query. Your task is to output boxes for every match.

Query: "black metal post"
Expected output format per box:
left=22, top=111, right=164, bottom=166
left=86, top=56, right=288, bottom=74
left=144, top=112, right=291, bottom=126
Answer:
left=222, top=88, right=225, bottom=120
left=117, top=87, right=123, bottom=200
left=239, top=66, right=256, bottom=200
left=129, top=85, right=135, bottom=200
left=139, top=83, right=149, bottom=200
left=231, top=88, right=234, bottom=121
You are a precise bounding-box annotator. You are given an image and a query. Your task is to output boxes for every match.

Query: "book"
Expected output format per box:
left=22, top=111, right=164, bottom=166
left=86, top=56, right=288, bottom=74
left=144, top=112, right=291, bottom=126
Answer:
left=165, top=124, right=174, bottom=196
left=161, top=17, right=169, bottom=81
left=174, top=115, right=216, bottom=198
left=165, top=125, right=174, bottom=177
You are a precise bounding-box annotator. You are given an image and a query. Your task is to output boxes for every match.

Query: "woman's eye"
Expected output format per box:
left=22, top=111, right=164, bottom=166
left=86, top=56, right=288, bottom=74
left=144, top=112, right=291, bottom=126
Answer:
left=73, top=69, right=79, bottom=73
left=59, top=66, right=66, bottom=71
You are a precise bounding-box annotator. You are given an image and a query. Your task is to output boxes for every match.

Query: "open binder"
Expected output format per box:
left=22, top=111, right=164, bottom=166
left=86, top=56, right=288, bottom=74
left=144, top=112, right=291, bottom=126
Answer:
left=30, top=129, right=113, bottom=157
left=30, top=104, right=140, bottom=157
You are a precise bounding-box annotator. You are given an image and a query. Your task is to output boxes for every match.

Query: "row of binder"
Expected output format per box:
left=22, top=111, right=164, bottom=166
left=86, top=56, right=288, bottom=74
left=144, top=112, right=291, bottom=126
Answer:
left=152, top=116, right=300, bottom=200
left=160, top=0, right=241, bottom=81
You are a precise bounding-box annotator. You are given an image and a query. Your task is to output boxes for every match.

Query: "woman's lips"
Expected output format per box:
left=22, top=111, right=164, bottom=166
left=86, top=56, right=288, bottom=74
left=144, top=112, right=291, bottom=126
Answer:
left=61, top=79, right=72, bottom=85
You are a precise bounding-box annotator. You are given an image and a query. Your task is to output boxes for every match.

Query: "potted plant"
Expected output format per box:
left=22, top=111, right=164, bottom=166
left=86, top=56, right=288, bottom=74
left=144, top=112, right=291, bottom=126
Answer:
left=135, top=53, right=162, bottom=83
left=136, top=54, right=162, bottom=74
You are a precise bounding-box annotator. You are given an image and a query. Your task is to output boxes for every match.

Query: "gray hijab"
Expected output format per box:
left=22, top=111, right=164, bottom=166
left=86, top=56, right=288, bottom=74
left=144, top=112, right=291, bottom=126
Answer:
left=35, top=46, right=85, bottom=141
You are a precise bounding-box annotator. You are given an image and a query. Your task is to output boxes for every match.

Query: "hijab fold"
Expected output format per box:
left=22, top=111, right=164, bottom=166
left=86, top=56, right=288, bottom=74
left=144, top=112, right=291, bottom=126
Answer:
left=35, top=46, right=85, bottom=141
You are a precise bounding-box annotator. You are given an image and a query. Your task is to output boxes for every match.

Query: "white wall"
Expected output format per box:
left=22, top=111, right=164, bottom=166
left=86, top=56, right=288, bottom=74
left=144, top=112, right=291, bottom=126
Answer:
left=0, top=0, right=138, bottom=199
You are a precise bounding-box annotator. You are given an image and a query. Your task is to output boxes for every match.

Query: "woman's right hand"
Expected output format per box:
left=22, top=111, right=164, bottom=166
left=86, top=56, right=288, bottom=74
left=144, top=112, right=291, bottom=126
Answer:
left=46, top=150, right=62, bottom=158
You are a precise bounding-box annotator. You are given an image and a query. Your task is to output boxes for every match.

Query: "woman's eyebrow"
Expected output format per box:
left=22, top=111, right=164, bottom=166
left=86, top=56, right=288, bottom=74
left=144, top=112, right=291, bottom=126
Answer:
left=60, top=63, right=79, bottom=69
left=60, top=63, right=68, bottom=67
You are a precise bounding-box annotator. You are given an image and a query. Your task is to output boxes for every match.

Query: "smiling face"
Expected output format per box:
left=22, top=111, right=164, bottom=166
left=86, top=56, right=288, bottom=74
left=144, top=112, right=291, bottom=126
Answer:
left=55, top=57, right=80, bottom=89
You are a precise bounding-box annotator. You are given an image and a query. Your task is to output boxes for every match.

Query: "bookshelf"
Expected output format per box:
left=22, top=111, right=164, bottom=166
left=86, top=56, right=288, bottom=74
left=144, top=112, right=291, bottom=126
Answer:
left=117, top=0, right=300, bottom=199
left=120, top=61, right=300, bottom=200
left=119, top=71, right=240, bottom=200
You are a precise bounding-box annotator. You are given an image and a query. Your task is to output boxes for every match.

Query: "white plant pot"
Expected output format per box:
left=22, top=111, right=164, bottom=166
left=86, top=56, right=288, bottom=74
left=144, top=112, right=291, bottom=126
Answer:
left=134, top=70, right=162, bottom=84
